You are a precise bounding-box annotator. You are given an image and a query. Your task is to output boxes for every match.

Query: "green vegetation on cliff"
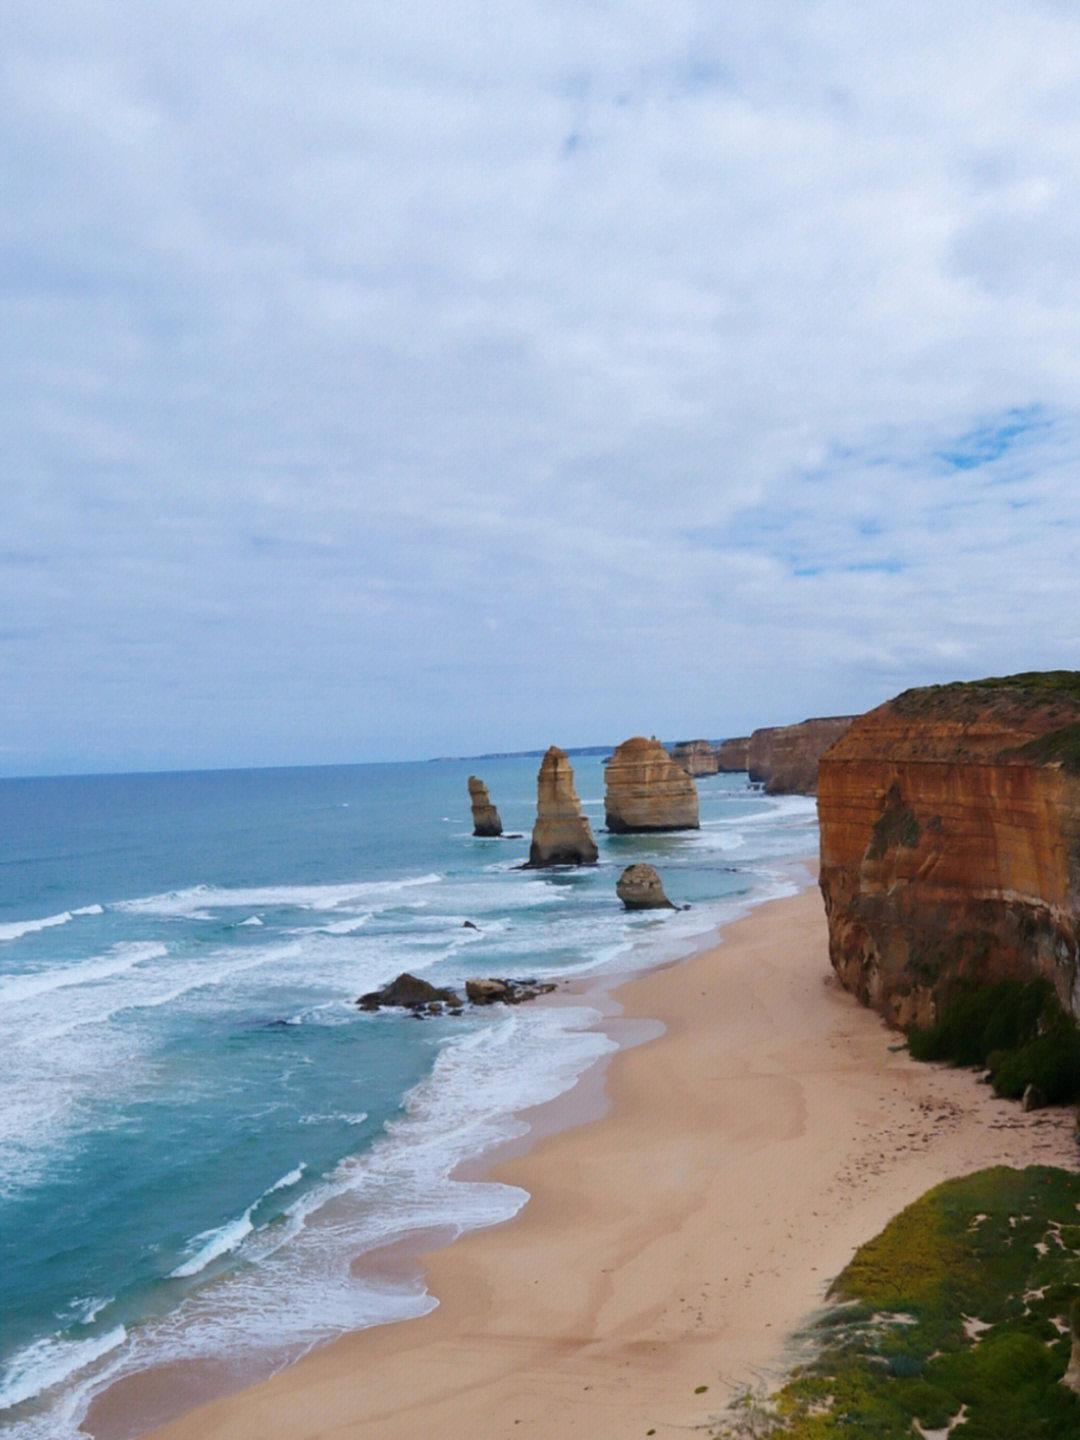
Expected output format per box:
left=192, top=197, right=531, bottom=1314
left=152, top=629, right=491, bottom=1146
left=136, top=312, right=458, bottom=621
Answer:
left=906, top=978, right=1080, bottom=1105
left=892, top=671, right=1080, bottom=716
left=714, top=1168, right=1080, bottom=1439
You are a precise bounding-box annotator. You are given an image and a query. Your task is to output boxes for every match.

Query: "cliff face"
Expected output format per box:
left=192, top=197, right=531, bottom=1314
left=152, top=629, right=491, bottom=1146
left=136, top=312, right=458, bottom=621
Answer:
left=817, top=675, right=1080, bottom=1027
left=528, top=747, right=598, bottom=867
left=668, top=739, right=719, bottom=776
left=714, top=736, right=750, bottom=772
left=748, top=717, right=854, bottom=794
left=604, top=737, right=699, bottom=832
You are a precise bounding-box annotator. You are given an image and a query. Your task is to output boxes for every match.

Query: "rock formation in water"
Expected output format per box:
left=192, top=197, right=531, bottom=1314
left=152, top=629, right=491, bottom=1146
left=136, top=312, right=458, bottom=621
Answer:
left=604, top=736, right=699, bottom=832
left=668, top=739, right=719, bottom=776
left=528, top=747, right=598, bottom=867
left=464, top=977, right=558, bottom=1005
left=616, top=863, right=676, bottom=910
left=467, top=775, right=503, bottom=836
left=747, top=716, right=855, bottom=794
left=714, top=736, right=750, bottom=772
left=817, top=673, right=1080, bottom=1028
left=357, top=973, right=463, bottom=1014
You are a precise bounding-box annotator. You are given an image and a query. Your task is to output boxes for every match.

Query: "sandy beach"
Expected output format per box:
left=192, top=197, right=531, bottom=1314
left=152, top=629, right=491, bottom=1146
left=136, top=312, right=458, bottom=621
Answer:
left=88, top=884, right=1079, bottom=1440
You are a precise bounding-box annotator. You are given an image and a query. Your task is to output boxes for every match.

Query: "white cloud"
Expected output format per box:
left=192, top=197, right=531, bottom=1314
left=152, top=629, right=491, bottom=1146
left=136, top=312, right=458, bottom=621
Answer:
left=4, top=0, right=1080, bottom=771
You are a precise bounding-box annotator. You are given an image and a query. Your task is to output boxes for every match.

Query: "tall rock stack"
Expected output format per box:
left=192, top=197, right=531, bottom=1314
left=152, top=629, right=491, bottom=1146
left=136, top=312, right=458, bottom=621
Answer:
left=817, top=674, right=1080, bottom=1028
left=604, top=736, right=699, bottom=832
left=467, top=776, right=502, bottom=837
left=528, top=748, right=598, bottom=867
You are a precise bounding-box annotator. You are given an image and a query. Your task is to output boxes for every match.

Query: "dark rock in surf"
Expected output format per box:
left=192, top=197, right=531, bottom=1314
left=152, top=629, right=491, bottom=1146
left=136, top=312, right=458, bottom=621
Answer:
left=465, top=977, right=558, bottom=1005
left=357, top=972, right=463, bottom=1015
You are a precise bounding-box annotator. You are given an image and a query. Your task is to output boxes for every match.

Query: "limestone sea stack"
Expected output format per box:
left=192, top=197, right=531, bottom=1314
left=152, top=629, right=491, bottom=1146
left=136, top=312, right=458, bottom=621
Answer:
left=817, top=673, right=1080, bottom=1029
left=668, top=739, right=719, bottom=776
left=528, top=747, right=598, bottom=867
left=467, top=775, right=502, bottom=837
left=616, top=863, right=675, bottom=910
left=604, top=736, right=699, bottom=833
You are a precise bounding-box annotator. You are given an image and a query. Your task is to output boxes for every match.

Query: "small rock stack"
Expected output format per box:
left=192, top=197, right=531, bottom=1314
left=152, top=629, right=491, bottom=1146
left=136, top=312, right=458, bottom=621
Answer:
left=467, top=775, right=503, bottom=836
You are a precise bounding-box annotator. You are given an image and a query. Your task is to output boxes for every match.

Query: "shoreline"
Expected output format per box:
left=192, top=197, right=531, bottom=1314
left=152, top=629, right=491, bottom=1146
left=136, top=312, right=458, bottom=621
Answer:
left=86, top=882, right=1078, bottom=1440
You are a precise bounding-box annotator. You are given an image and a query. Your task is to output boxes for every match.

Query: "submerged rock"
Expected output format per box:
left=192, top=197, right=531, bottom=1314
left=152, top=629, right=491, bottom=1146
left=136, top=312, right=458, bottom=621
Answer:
left=527, top=747, right=598, bottom=867
left=616, top=863, right=676, bottom=910
left=467, top=776, right=503, bottom=837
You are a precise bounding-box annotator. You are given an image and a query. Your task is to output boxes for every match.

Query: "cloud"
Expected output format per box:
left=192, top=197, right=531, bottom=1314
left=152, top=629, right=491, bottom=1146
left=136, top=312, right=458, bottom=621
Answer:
left=3, top=0, right=1080, bottom=772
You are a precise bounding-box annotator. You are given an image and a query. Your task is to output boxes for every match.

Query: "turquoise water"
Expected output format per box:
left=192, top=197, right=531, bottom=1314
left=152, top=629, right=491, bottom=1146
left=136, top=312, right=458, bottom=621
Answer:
left=0, top=756, right=817, bottom=1437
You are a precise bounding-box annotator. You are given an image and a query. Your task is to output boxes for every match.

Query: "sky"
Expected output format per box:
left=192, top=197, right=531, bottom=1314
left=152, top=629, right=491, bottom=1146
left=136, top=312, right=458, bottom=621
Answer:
left=4, top=0, right=1080, bottom=775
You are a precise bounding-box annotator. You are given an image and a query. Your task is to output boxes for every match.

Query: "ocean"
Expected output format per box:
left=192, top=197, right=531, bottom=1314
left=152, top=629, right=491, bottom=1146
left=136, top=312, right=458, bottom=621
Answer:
left=0, top=755, right=818, bottom=1438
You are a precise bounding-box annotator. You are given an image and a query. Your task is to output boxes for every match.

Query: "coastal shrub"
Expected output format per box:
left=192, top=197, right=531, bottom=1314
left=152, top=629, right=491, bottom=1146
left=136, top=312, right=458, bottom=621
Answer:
left=988, top=1025, right=1080, bottom=1104
left=906, top=978, right=1044, bottom=1067
left=750, top=1167, right=1080, bottom=1440
left=906, top=977, right=1080, bottom=1104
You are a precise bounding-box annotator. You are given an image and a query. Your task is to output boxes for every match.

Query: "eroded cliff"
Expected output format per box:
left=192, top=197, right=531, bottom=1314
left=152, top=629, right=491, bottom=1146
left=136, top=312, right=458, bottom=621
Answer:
left=817, top=674, right=1080, bottom=1026
left=748, top=716, right=854, bottom=794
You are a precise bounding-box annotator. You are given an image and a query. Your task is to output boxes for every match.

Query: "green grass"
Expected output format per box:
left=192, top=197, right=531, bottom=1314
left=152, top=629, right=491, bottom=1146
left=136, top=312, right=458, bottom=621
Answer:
left=719, top=1168, right=1080, bottom=1439
left=892, top=672, right=1080, bottom=716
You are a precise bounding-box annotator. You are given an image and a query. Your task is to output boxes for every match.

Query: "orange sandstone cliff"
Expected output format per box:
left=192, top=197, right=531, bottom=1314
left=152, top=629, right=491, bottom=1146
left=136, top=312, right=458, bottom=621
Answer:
left=817, top=674, right=1080, bottom=1027
left=748, top=716, right=855, bottom=794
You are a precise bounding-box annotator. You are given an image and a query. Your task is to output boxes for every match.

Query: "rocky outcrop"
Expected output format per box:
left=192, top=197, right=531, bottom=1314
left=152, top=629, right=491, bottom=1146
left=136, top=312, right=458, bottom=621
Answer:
left=748, top=716, right=855, bottom=794
left=357, top=973, right=463, bottom=1014
left=467, top=776, right=502, bottom=836
left=616, top=863, right=675, bottom=910
left=817, top=674, right=1080, bottom=1028
left=528, top=747, right=598, bottom=867
left=714, top=736, right=750, bottom=772
left=668, top=740, right=719, bottom=776
left=464, top=977, right=557, bottom=1005
left=357, top=972, right=556, bottom=1015
left=604, top=737, right=699, bottom=832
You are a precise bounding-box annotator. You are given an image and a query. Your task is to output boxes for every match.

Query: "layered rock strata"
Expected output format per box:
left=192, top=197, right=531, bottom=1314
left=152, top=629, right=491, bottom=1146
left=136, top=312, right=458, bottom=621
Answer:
left=604, top=737, right=699, bottom=832
left=467, top=775, right=502, bottom=836
left=817, top=674, right=1080, bottom=1027
left=528, top=747, right=598, bottom=867
left=616, top=863, right=675, bottom=910
left=714, top=736, right=750, bottom=772
left=668, top=739, right=719, bottom=776
left=748, top=716, right=855, bottom=794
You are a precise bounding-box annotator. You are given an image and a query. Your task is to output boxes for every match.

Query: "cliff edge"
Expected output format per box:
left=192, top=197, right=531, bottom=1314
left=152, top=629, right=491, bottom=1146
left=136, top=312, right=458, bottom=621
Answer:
left=748, top=716, right=854, bottom=794
left=817, top=673, right=1080, bottom=1027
